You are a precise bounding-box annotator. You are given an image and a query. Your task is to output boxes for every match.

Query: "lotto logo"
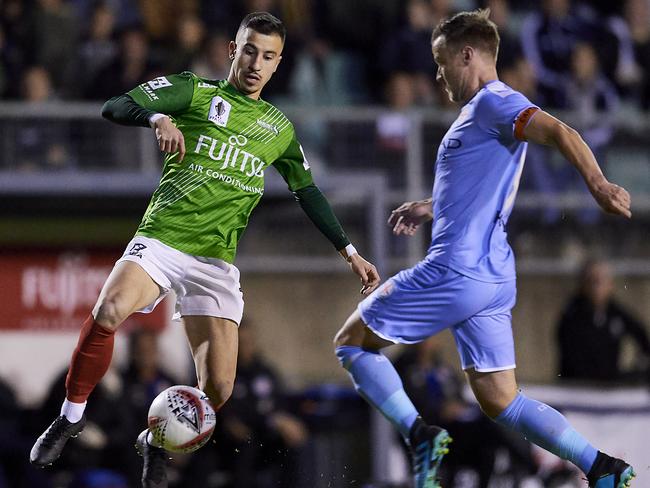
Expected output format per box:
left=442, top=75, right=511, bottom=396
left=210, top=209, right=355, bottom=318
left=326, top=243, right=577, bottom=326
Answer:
left=148, top=77, right=172, bottom=90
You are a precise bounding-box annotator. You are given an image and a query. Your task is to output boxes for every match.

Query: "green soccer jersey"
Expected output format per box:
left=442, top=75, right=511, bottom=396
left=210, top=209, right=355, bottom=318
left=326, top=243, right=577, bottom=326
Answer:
left=128, top=72, right=314, bottom=262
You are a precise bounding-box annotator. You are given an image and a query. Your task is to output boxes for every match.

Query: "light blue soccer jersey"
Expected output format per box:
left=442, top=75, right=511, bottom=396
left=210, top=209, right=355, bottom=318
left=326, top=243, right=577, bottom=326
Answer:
left=426, top=80, right=538, bottom=282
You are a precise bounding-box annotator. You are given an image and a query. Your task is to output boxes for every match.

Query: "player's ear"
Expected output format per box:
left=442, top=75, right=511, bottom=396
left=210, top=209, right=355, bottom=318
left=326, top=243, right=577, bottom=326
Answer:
left=273, top=55, right=283, bottom=72
left=462, top=46, right=473, bottom=64
left=228, top=41, right=237, bottom=60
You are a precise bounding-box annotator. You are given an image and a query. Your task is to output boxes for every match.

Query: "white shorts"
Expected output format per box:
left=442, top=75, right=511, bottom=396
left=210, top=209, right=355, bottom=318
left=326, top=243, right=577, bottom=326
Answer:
left=116, top=236, right=244, bottom=324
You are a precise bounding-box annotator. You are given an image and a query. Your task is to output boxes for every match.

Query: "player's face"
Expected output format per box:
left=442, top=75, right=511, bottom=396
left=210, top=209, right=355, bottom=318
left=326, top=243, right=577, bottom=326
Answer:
left=228, top=28, right=283, bottom=99
left=432, top=36, right=467, bottom=103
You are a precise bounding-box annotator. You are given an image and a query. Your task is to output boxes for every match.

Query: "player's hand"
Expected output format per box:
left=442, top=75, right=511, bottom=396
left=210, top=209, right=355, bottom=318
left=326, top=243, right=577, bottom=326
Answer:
left=388, top=199, right=434, bottom=236
left=154, top=116, right=186, bottom=162
left=348, top=254, right=380, bottom=295
left=589, top=178, right=632, bottom=218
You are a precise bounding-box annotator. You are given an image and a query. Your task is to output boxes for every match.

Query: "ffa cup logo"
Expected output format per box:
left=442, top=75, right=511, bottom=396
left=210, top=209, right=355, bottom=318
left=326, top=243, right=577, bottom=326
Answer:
left=208, top=96, right=232, bottom=127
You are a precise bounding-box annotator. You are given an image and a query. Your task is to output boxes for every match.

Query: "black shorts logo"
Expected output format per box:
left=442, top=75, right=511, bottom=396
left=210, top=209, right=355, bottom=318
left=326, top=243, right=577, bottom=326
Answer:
left=128, top=243, right=147, bottom=258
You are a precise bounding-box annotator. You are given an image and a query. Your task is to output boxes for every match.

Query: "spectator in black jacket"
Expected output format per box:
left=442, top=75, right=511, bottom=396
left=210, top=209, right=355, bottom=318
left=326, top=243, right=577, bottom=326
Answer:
left=557, top=258, right=650, bottom=383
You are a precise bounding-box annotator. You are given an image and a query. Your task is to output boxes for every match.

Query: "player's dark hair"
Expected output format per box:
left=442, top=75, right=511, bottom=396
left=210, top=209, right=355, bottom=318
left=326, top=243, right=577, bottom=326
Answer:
left=432, top=9, right=500, bottom=59
left=238, top=12, right=286, bottom=43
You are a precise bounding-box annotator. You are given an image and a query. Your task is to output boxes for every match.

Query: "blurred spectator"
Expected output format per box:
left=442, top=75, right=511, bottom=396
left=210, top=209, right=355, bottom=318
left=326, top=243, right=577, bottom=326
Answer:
left=483, top=0, right=523, bottom=64
left=213, top=319, right=309, bottom=488
left=557, top=258, right=650, bottom=383
left=75, top=2, right=119, bottom=97
left=37, top=366, right=135, bottom=485
left=625, top=0, right=650, bottom=109
left=165, top=14, right=205, bottom=74
left=380, top=0, right=436, bottom=104
left=520, top=0, right=592, bottom=107
left=376, top=72, right=417, bottom=153
left=0, top=0, right=29, bottom=99
left=86, top=26, right=159, bottom=100
left=394, top=336, right=536, bottom=488
left=578, top=1, right=641, bottom=93
left=120, top=326, right=179, bottom=486
left=138, top=0, right=199, bottom=42
left=564, top=42, right=619, bottom=157
left=120, top=327, right=176, bottom=433
left=191, top=31, right=230, bottom=80
left=16, top=67, right=75, bottom=172
left=0, top=377, right=51, bottom=488
left=27, top=0, right=79, bottom=96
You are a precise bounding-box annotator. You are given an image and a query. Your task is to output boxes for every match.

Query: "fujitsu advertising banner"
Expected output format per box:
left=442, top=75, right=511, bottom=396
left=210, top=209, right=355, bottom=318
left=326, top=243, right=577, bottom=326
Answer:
left=0, top=250, right=166, bottom=331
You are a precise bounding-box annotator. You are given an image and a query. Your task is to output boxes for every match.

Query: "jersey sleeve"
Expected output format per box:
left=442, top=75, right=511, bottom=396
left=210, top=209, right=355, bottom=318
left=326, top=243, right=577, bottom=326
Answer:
left=273, top=130, right=314, bottom=191
left=476, top=87, right=539, bottom=142
left=127, top=72, right=195, bottom=115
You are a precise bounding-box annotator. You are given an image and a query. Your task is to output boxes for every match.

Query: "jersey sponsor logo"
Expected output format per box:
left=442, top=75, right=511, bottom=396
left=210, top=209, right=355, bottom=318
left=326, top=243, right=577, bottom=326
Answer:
left=440, top=137, right=462, bottom=160
left=198, top=82, right=217, bottom=89
left=194, top=134, right=265, bottom=177
left=127, top=243, right=147, bottom=258
left=256, top=119, right=279, bottom=136
left=148, top=76, right=172, bottom=90
left=208, top=96, right=232, bottom=127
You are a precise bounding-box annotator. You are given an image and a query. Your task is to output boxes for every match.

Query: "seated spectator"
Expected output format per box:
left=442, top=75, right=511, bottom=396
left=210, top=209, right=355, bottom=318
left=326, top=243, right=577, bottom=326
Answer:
left=75, top=2, right=118, bottom=96
left=165, top=13, right=205, bottom=74
left=380, top=0, right=436, bottom=105
left=394, top=336, right=536, bottom=488
left=0, top=376, right=51, bottom=488
left=212, top=319, right=309, bottom=488
left=191, top=31, right=230, bottom=80
left=520, top=0, right=593, bottom=107
left=557, top=258, right=650, bottom=383
left=625, top=0, right=650, bottom=109
left=120, top=326, right=177, bottom=433
left=15, top=66, right=74, bottom=172
left=86, top=26, right=159, bottom=100
left=36, top=365, right=135, bottom=484
left=28, top=0, right=78, bottom=95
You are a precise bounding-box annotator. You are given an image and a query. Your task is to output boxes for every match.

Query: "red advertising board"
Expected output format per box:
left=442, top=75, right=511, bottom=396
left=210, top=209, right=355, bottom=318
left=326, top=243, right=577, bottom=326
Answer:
left=0, top=250, right=167, bottom=331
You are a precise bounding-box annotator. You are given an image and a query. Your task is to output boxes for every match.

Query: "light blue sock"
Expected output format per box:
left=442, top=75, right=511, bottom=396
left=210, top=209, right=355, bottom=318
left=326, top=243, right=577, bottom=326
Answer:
left=495, top=392, right=598, bottom=474
left=335, top=345, right=419, bottom=439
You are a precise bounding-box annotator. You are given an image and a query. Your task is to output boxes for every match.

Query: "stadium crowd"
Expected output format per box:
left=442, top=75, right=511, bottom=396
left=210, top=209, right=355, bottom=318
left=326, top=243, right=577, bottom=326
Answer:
left=1, top=0, right=649, bottom=112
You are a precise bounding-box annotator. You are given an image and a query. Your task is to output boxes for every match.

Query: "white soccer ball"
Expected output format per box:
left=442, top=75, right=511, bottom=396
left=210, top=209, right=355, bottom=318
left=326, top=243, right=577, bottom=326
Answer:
left=147, top=385, right=216, bottom=453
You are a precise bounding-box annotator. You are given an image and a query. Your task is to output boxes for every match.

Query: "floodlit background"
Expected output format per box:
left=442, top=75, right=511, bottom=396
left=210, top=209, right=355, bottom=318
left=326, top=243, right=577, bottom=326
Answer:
left=0, top=0, right=649, bottom=487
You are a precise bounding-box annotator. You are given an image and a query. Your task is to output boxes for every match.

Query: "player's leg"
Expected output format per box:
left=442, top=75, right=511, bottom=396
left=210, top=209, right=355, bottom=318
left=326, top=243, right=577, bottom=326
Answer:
left=136, top=316, right=238, bottom=488
left=334, top=310, right=451, bottom=488
left=31, top=261, right=162, bottom=467
left=466, top=369, right=634, bottom=488
left=334, top=310, right=418, bottom=436
left=455, top=280, right=635, bottom=488
left=183, top=316, right=239, bottom=411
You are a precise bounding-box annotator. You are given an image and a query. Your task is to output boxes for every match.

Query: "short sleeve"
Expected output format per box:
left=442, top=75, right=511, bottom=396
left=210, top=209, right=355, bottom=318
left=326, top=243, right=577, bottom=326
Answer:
left=475, top=84, right=538, bottom=142
left=273, top=130, right=314, bottom=191
left=127, top=72, right=195, bottom=115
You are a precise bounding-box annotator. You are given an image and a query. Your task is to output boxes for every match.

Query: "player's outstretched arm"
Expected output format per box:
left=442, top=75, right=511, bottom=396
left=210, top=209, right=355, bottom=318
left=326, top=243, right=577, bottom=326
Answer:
left=388, top=198, right=434, bottom=236
left=293, top=184, right=381, bottom=295
left=523, top=110, right=632, bottom=218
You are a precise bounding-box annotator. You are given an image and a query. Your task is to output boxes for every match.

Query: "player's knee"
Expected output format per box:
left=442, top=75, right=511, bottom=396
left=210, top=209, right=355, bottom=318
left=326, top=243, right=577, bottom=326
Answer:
left=93, top=297, right=127, bottom=330
left=333, top=315, right=365, bottom=349
left=475, top=394, right=513, bottom=419
left=204, top=379, right=234, bottom=410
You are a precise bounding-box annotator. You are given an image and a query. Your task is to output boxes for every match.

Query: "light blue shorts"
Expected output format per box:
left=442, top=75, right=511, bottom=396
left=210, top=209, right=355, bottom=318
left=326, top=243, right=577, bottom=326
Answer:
left=358, top=260, right=516, bottom=372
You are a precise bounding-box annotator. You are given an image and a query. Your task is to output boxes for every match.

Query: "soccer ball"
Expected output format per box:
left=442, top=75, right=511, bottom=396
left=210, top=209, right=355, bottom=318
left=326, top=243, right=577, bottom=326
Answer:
left=147, top=385, right=216, bottom=453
